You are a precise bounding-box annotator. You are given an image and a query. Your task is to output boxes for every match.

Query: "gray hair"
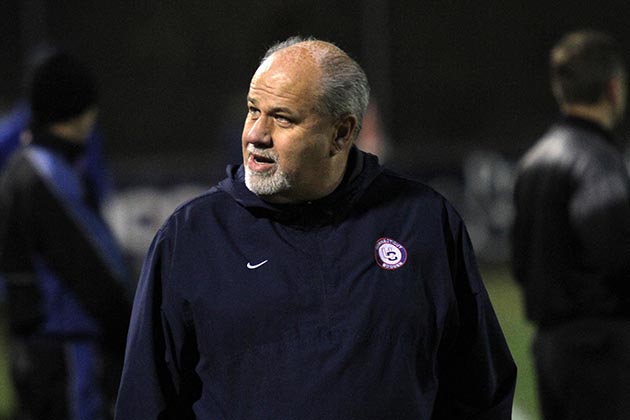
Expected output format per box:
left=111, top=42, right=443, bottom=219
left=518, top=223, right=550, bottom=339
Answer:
left=261, top=36, right=370, bottom=139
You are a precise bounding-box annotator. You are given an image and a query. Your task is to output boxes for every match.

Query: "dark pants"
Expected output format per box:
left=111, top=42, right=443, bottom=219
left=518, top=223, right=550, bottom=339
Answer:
left=10, top=337, right=68, bottom=420
left=533, top=319, right=630, bottom=420
left=9, top=336, right=120, bottom=420
left=5, top=278, right=120, bottom=420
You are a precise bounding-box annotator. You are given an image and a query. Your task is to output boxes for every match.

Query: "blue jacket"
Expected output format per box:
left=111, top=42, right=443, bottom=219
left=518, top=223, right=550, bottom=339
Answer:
left=116, top=149, right=516, bottom=419
left=0, top=131, right=131, bottom=420
left=0, top=103, right=112, bottom=305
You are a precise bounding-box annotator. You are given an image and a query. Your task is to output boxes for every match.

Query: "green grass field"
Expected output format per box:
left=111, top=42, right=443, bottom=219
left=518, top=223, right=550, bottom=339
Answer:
left=0, top=309, right=14, bottom=420
left=482, top=264, right=540, bottom=420
left=0, top=264, right=539, bottom=419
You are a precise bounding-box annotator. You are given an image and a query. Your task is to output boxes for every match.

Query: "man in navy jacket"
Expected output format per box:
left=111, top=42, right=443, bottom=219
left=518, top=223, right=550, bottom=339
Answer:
left=116, top=36, right=516, bottom=419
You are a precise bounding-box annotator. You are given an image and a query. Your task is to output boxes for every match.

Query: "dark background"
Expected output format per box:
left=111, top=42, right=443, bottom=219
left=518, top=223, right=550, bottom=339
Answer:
left=2, top=0, right=630, bottom=185
left=2, top=5, right=627, bottom=416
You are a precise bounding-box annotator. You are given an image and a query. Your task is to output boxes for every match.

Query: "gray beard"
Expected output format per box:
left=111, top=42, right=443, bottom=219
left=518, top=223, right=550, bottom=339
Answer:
left=244, top=166, right=292, bottom=196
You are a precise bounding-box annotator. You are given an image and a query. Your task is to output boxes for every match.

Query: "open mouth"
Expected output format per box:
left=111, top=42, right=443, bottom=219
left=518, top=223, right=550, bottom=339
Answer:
left=252, top=154, right=275, bottom=164
left=247, top=150, right=277, bottom=173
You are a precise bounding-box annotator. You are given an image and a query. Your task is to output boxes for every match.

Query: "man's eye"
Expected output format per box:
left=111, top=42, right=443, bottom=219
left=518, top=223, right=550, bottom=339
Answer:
left=275, top=116, right=292, bottom=126
left=248, top=107, right=260, bottom=118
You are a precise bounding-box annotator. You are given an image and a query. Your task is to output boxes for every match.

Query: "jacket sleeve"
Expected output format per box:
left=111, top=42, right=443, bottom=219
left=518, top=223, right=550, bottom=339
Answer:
left=433, top=204, right=517, bottom=419
left=115, top=227, right=199, bottom=420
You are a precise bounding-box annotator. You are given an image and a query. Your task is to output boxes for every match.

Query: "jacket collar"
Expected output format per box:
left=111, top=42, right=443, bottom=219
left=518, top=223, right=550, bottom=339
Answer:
left=219, top=146, right=383, bottom=227
left=559, top=115, right=618, bottom=148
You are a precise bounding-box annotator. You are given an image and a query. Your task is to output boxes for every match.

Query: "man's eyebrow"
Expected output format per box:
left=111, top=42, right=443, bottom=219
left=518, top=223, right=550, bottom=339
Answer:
left=247, top=98, right=295, bottom=115
left=269, top=106, right=294, bottom=115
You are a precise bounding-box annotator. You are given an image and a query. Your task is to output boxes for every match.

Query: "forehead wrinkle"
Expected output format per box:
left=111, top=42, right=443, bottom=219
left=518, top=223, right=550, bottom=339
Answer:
left=248, top=80, right=308, bottom=108
left=248, top=95, right=294, bottom=115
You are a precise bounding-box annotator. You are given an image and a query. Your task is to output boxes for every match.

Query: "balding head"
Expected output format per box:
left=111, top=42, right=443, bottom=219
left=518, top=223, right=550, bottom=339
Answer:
left=259, top=37, right=370, bottom=140
left=242, top=36, right=370, bottom=203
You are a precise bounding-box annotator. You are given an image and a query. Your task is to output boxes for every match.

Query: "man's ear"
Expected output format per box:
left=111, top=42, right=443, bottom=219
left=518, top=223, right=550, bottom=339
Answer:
left=607, top=76, right=625, bottom=107
left=606, top=71, right=627, bottom=102
left=331, top=114, right=358, bottom=154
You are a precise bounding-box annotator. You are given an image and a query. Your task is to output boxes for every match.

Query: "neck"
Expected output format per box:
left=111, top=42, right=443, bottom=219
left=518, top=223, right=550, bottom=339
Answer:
left=48, top=123, right=87, bottom=144
left=561, top=103, right=615, bottom=130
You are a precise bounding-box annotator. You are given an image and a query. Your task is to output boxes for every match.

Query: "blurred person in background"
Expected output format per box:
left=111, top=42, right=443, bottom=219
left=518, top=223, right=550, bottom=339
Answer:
left=115, top=36, right=516, bottom=420
left=0, top=46, right=111, bottom=198
left=0, top=45, right=113, bottom=304
left=0, top=50, right=132, bottom=420
left=512, top=29, right=630, bottom=420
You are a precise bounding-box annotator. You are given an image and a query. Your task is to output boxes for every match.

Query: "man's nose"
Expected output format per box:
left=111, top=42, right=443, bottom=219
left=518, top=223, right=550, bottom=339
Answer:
left=244, top=116, right=272, bottom=146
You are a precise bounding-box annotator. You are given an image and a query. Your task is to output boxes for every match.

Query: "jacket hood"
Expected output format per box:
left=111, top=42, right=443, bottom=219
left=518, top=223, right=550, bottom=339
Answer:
left=217, top=147, right=383, bottom=226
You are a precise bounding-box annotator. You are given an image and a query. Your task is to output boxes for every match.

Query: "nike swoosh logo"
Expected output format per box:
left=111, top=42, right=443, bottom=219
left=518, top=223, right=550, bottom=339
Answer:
left=247, top=260, right=269, bottom=269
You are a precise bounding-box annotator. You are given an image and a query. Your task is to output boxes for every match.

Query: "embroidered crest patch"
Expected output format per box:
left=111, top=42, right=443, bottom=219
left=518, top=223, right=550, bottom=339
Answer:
left=374, top=237, right=407, bottom=270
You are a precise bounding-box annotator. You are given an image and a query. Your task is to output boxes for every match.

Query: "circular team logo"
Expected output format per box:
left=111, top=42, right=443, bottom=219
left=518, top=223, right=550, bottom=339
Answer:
left=374, top=237, right=407, bottom=270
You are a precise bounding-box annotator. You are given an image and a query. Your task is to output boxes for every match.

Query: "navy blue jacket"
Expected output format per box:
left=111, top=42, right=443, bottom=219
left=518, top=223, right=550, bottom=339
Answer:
left=116, top=149, right=516, bottom=419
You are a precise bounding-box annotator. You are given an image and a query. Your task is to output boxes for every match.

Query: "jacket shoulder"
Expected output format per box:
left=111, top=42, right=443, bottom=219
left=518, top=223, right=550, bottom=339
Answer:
left=365, top=168, right=465, bottom=231
left=167, top=185, right=232, bottom=218
left=519, top=123, right=623, bottom=177
left=375, top=168, right=455, bottom=209
left=155, top=185, right=240, bottom=237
